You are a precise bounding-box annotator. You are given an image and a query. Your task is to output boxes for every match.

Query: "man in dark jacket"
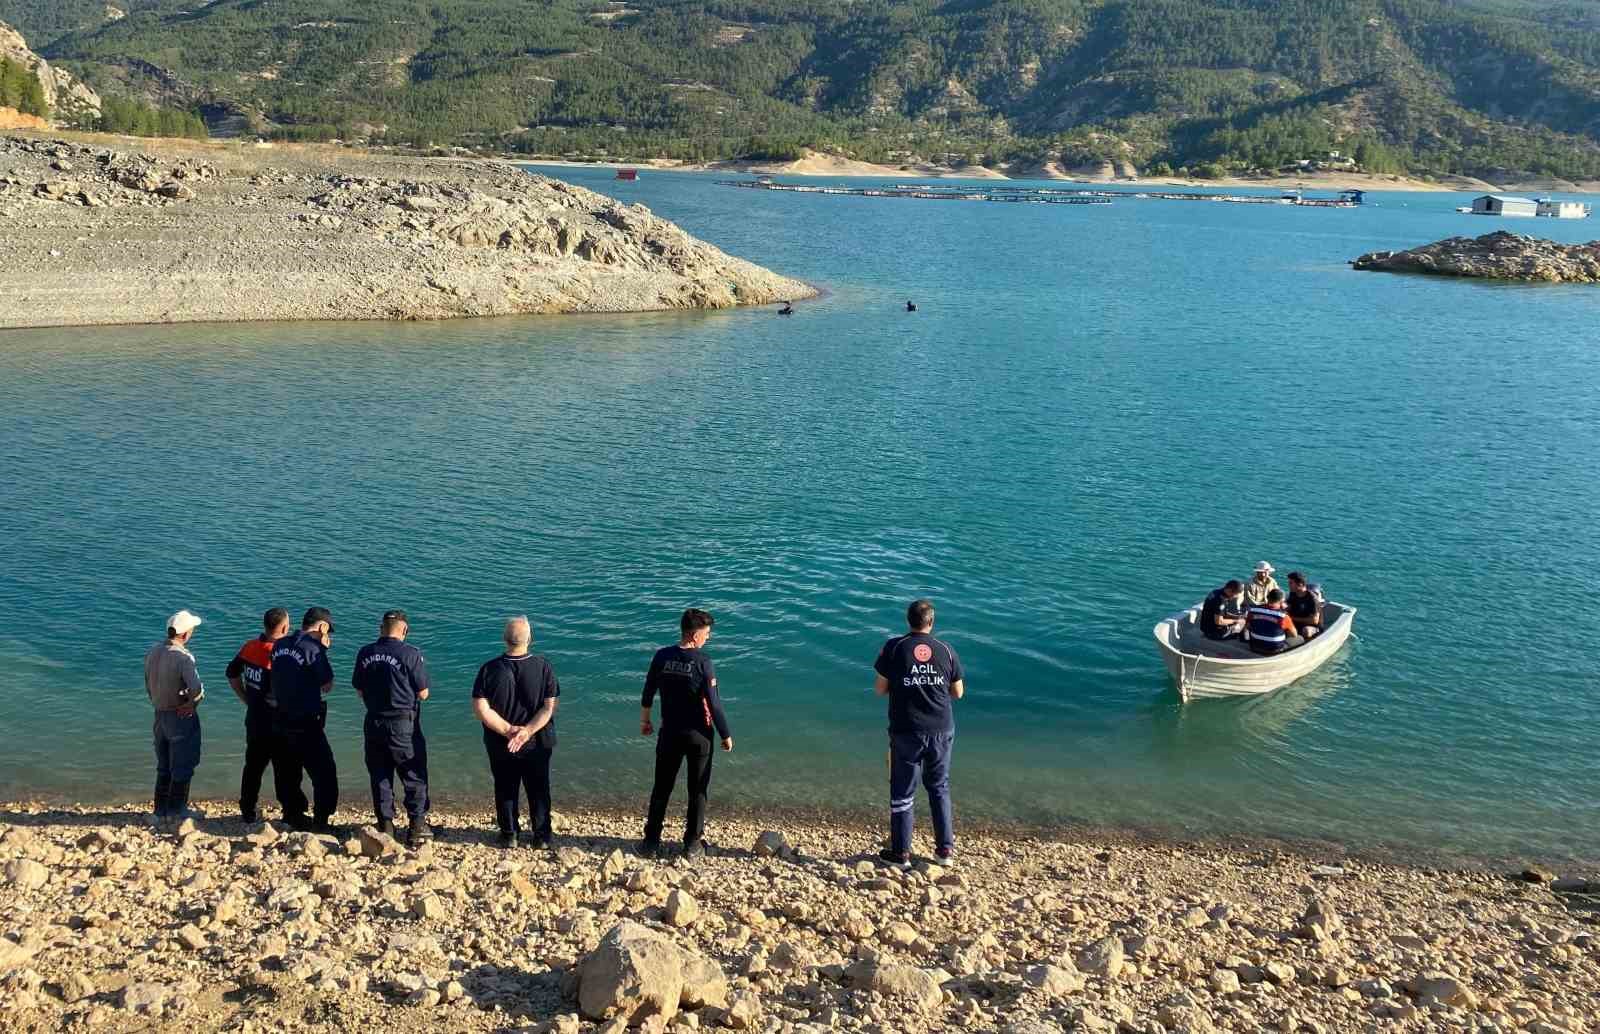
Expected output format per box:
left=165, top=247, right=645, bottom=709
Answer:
left=270, top=607, right=339, bottom=833
left=874, top=599, right=965, bottom=868
left=225, top=607, right=289, bottom=823
left=472, top=616, right=560, bottom=849
left=639, top=608, right=732, bottom=859
left=353, top=609, right=432, bottom=846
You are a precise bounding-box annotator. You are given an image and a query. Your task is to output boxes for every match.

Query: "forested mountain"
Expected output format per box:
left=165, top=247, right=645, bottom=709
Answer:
left=4, top=0, right=1600, bottom=179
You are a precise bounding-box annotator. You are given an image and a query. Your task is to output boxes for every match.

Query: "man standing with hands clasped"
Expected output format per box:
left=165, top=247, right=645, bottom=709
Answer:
left=638, top=608, right=732, bottom=860
left=874, top=598, right=965, bottom=869
left=353, top=609, right=433, bottom=846
left=472, top=616, right=560, bottom=850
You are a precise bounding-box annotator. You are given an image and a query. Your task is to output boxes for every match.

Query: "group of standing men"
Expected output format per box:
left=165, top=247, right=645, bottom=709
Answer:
left=142, top=599, right=970, bottom=865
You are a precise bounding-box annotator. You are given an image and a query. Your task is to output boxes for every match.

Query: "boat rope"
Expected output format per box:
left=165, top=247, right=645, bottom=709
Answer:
left=1179, top=651, right=1201, bottom=701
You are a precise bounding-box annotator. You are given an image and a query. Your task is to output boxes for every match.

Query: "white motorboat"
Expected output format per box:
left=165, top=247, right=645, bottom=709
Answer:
left=1153, top=601, right=1356, bottom=701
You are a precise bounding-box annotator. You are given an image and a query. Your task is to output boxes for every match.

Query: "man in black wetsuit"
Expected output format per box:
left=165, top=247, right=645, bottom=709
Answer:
left=638, top=608, right=732, bottom=859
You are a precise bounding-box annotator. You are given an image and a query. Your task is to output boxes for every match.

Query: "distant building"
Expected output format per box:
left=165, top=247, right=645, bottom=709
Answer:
left=1536, top=198, right=1592, bottom=219
left=1471, top=195, right=1538, bottom=217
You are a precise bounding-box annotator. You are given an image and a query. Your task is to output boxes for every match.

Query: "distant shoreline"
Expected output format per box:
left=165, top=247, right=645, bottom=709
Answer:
left=515, top=156, right=1600, bottom=196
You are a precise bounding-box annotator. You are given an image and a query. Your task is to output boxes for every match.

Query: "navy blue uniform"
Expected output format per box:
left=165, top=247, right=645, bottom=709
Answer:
left=353, top=637, right=431, bottom=826
left=641, top=645, right=729, bottom=849
left=875, top=632, right=965, bottom=856
left=268, top=630, right=339, bottom=827
left=473, top=653, right=560, bottom=840
left=225, top=636, right=277, bottom=821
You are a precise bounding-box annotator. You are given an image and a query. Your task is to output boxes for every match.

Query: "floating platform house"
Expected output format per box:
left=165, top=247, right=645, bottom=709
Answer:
left=1537, top=198, right=1591, bottom=219
left=1470, top=195, right=1538, bottom=217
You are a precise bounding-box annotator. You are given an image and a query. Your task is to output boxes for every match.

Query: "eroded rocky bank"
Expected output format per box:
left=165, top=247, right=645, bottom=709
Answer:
left=1352, top=232, right=1600, bottom=283
left=0, top=135, right=813, bottom=329
left=0, top=801, right=1597, bottom=1034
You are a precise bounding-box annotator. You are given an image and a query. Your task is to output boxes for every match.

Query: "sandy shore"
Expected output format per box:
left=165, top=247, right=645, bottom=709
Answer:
left=0, top=799, right=1596, bottom=1033
left=0, top=133, right=813, bottom=330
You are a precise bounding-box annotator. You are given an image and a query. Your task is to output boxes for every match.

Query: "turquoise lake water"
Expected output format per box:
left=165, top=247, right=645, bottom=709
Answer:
left=2, top=169, right=1598, bottom=865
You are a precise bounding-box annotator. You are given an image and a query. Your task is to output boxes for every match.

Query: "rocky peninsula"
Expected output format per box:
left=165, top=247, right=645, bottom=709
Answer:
left=0, top=134, right=812, bottom=329
left=1, top=801, right=1596, bottom=1034
left=1352, top=231, right=1600, bottom=283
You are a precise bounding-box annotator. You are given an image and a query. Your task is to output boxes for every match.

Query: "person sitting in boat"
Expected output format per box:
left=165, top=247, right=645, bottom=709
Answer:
left=905, top=300, right=917, bottom=312
left=1245, top=590, right=1303, bottom=656
left=1285, top=571, right=1322, bottom=640
left=1200, top=580, right=1247, bottom=640
left=778, top=301, right=794, bottom=316
left=1244, top=561, right=1279, bottom=606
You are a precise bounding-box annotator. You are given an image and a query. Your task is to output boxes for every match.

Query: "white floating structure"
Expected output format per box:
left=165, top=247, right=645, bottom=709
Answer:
left=1537, top=198, right=1591, bottom=219
left=1153, top=602, right=1357, bottom=702
left=1470, top=195, right=1538, bottom=217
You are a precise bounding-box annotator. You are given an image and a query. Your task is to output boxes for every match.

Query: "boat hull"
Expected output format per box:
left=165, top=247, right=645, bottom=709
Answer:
left=1153, top=602, right=1356, bottom=701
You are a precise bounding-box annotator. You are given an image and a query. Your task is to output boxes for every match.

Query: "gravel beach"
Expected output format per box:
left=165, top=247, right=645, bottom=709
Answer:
left=0, top=134, right=813, bottom=329
left=0, top=800, right=1596, bottom=1034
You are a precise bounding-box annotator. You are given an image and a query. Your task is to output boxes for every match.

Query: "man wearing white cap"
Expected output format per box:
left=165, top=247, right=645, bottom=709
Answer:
left=1244, top=562, right=1280, bottom=607
left=143, top=610, right=206, bottom=829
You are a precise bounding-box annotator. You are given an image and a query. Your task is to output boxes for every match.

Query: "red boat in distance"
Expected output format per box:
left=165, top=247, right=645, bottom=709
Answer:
left=615, top=168, right=638, bottom=181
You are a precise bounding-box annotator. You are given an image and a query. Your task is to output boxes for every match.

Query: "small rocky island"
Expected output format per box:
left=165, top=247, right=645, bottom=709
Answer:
left=1352, top=230, right=1600, bottom=283
left=0, top=135, right=813, bottom=329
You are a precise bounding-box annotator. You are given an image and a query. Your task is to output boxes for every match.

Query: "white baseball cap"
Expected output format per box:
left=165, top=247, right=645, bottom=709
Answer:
left=167, top=610, right=203, bottom=636
left=1254, top=561, right=1275, bottom=574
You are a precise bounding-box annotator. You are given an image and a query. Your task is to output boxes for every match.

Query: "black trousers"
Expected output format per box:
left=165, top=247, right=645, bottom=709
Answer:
left=239, top=705, right=276, bottom=819
left=485, top=739, right=552, bottom=838
left=272, top=713, right=339, bottom=824
left=365, top=712, right=429, bottom=824
left=643, top=729, right=713, bottom=847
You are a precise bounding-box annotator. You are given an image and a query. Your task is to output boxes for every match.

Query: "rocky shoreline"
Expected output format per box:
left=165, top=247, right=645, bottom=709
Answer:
left=0, top=134, right=813, bottom=329
left=1352, top=231, right=1600, bottom=283
left=1, top=801, right=1596, bottom=1034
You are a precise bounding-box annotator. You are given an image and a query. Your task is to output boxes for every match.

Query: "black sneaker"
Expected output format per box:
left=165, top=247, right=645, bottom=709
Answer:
left=240, top=810, right=258, bottom=825
left=933, top=846, right=956, bottom=868
left=496, top=831, right=516, bottom=849
left=682, top=840, right=706, bottom=861
left=525, top=835, right=552, bottom=852
left=311, top=819, right=339, bottom=837
left=283, top=814, right=311, bottom=833
left=406, top=821, right=432, bottom=849
left=878, top=848, right=912, bottom=870
left=637, top=838, right=660, bottom=859
left=375, top=818, right=395, bottom=836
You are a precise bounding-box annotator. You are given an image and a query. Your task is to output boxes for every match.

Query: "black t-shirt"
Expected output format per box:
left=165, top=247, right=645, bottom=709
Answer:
left=1201, top=589, right=1226, bottom=635
left=875, top=633, right=963, bottom=734
left=472, top=653, right=560, bottom=750
left=642, top=645, right=729, bottom=739
left=1287, top=590, right=1320, bottom=623
left=270, top=630, right=335, bottom=720
left=352, top=636, right=430, bottom=715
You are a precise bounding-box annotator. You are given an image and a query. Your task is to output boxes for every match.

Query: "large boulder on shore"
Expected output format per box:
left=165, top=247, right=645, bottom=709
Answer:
left=1351, top=230, right=1600, bottom=282
left=573, top=922, right=684, bottom=1024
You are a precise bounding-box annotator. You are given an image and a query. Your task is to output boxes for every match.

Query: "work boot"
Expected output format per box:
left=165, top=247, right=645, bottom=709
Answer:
left=682, top=840, right=707, bottom=861
left=406, top=820, right=432, bottom=849
left=496, top=830, right=516, bottom=850
left=168, top=781, right=204, bottom=826
left=311, top=817, right=339, bottom=837
left=151, top=776, right=171, bottom=825
left=637, top=838, right=660, bottom=859
left=375, top=818, right=395, bottom=837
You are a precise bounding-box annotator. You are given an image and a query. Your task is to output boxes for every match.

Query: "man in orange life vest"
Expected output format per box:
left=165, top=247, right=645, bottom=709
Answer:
left=225, top=607, right=291, bottom=823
